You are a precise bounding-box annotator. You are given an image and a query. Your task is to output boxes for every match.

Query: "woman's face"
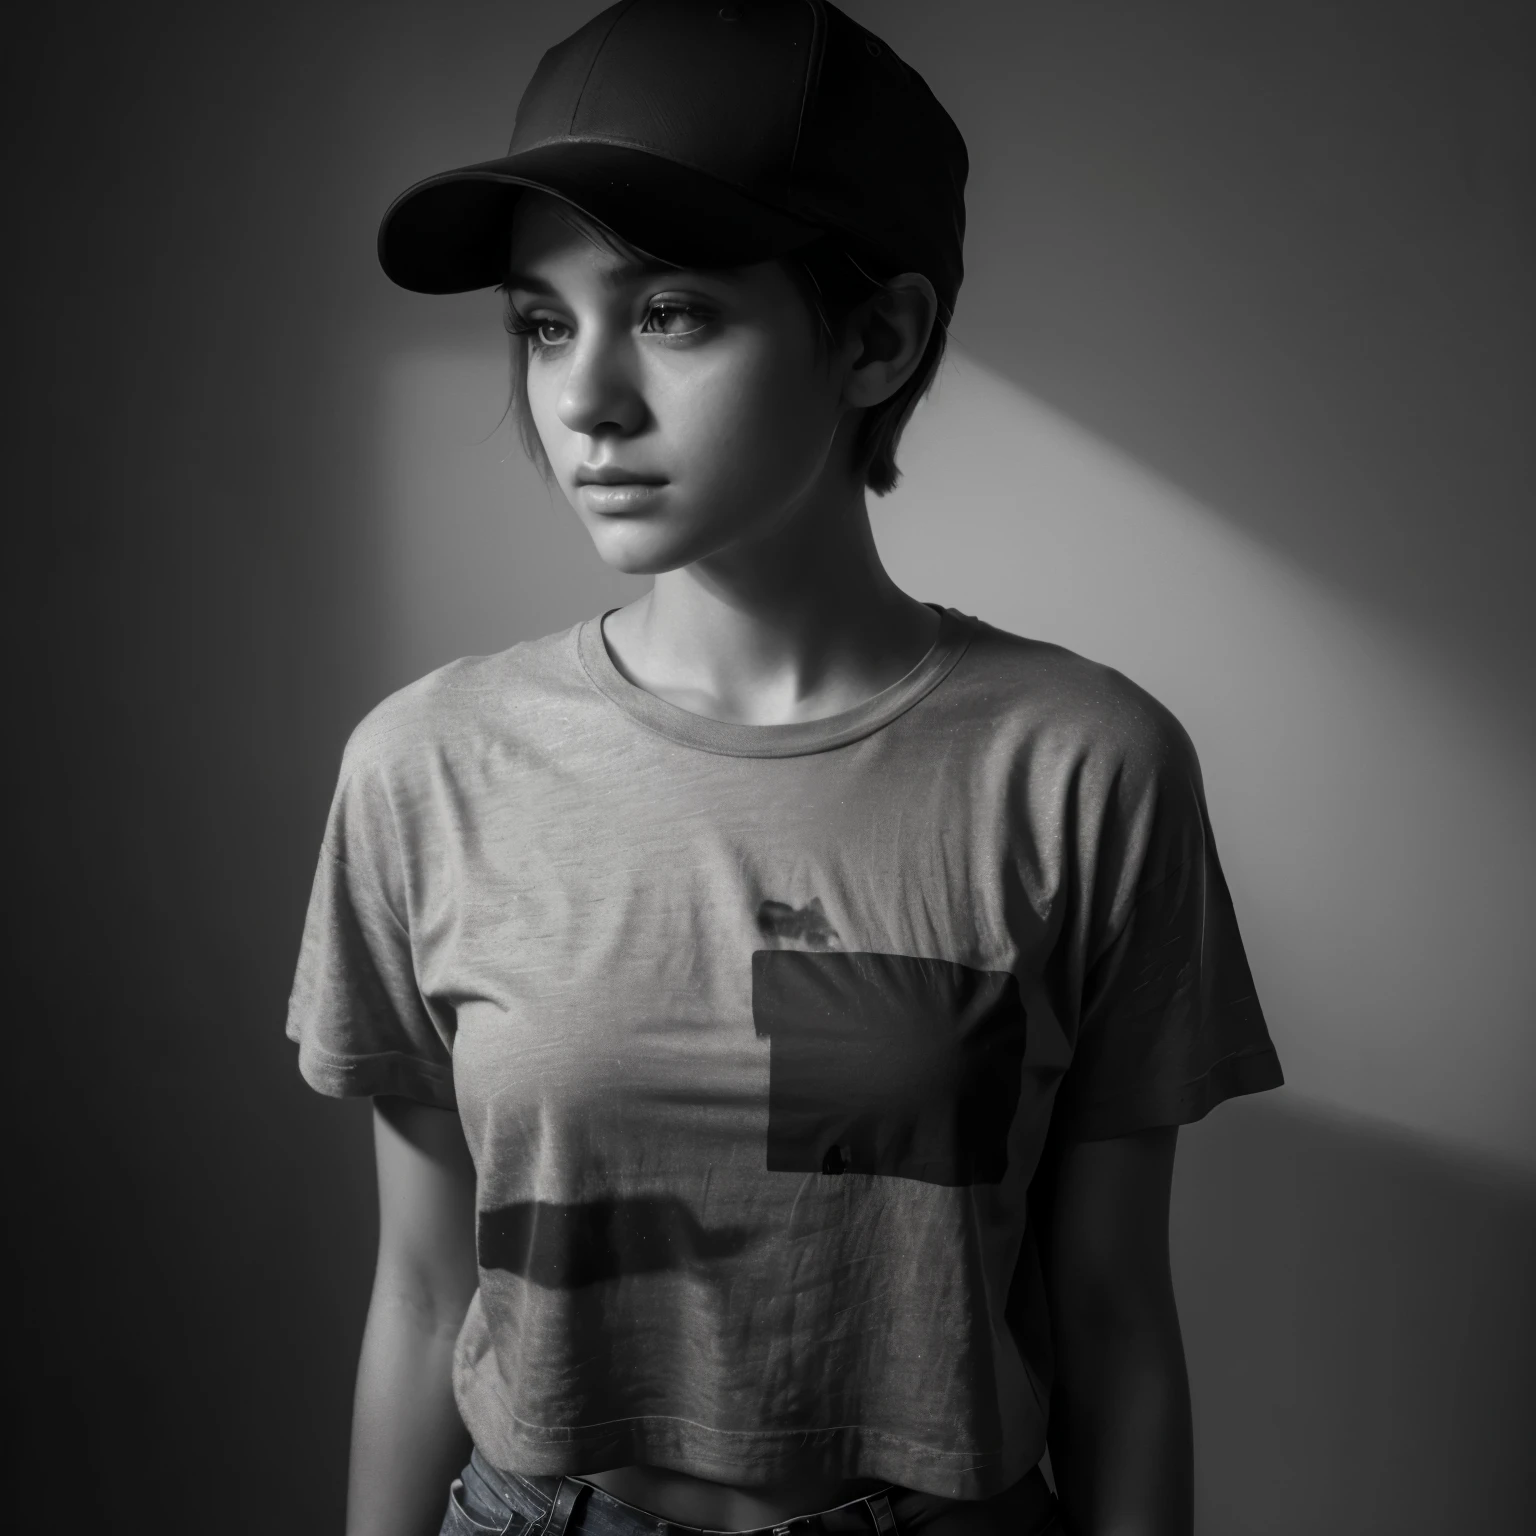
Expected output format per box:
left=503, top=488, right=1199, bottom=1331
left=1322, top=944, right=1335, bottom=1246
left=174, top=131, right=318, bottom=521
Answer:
left=505, top=193, right=855, bottom=575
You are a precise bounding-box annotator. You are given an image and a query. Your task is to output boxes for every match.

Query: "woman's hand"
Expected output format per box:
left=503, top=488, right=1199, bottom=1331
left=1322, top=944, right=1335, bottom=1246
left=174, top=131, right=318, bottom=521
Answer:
left=346, top=1096, right=480, bottom=1536
left=1040, top=1125, right=1194, bottom=1536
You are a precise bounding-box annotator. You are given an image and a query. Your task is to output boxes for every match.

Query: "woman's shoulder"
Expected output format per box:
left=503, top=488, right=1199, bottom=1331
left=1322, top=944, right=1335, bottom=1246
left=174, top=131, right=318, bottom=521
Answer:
left=959, top=615, right=1198, bottom=778
left=336, top=623, right=583, bottom=783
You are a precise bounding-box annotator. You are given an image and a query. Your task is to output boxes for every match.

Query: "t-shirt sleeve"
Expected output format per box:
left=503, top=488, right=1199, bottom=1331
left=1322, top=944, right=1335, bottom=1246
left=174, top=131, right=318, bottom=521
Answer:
left=1050, top=711, right=1283, bottom=1142
left=284, top=729, right=457, bottom=1109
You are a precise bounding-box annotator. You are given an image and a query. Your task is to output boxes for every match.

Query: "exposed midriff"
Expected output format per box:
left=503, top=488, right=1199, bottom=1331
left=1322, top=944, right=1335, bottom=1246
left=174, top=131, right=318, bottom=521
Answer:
left=574, top=1466, right=894, bottom=1529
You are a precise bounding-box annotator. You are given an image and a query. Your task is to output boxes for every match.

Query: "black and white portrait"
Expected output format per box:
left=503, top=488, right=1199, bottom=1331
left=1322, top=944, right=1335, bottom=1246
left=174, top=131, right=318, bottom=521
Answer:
left=7, top=3, right=1532, bottom=1532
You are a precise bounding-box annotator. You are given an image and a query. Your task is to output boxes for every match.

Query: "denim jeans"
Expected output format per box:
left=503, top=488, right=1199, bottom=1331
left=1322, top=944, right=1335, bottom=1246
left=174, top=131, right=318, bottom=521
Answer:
left=440, top=1448, right=1064, bottom=1536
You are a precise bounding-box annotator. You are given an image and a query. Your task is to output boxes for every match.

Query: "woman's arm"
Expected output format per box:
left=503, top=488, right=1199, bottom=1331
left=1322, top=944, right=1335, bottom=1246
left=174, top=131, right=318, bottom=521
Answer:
left=1041, top=1125, right=1194, bottom=1536
left=346, top=1095, right=480, bottom=1536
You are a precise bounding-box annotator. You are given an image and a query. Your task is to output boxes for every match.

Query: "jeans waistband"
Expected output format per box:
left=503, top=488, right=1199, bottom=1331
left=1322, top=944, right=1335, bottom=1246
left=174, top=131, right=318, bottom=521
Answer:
left=460, top=1450, right=1061, bottom=1536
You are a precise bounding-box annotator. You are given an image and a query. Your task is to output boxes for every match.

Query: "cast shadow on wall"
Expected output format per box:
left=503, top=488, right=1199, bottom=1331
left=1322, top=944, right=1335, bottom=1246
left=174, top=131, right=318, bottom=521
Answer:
left=1172, top=1093, right=1536, bottom=1535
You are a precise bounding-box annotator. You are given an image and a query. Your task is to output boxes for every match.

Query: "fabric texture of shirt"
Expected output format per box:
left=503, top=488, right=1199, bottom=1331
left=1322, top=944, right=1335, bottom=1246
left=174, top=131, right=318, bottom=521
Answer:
left=286, top=603, right=1283, bottom=1500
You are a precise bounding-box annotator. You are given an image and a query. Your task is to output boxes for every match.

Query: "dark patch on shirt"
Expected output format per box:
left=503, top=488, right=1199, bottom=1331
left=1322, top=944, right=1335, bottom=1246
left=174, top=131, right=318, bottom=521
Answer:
left=756, top=896, right=842, bottom=950
left=752, top=950, right=1028, bottom=1187
left=478, top=1196, right=755, bottom=1287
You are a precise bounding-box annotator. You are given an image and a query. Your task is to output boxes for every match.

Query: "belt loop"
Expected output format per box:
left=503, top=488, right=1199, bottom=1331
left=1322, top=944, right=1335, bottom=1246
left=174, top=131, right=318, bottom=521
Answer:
left=541, top=1477, right=589, bottom=1536
left=863, top=1492, right=900, bottom=1536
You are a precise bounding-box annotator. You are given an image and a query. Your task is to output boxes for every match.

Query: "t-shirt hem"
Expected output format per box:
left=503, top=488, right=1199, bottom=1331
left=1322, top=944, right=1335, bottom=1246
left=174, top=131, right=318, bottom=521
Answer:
left=292, top=1038, right=456, bottom=1109
left=462, top=1413, right=1034, bottom=1503
left=1056, top=1044, right=1285, bottom=1142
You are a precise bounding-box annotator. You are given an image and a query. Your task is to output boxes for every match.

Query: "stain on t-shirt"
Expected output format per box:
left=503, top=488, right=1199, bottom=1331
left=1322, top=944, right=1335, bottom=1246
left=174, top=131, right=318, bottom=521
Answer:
left=756, top=896, right=842, bottom=950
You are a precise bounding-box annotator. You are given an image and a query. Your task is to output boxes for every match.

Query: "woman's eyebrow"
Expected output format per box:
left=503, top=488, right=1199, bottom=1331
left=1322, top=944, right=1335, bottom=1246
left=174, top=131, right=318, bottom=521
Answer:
left=505, top=262, right=694, bottom=296
left=504, top=273, right=552, bottom=297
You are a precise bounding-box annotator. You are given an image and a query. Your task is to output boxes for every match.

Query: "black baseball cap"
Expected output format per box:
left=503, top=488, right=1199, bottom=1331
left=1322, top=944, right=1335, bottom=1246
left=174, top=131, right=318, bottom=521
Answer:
left=377, top=0, right=968, bottom=322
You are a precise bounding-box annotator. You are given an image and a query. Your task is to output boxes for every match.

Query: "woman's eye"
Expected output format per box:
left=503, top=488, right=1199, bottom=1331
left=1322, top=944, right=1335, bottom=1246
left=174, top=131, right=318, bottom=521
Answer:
left=534, top=320, right=570, bottom=347
left=644, top=303, right=706, bottom=337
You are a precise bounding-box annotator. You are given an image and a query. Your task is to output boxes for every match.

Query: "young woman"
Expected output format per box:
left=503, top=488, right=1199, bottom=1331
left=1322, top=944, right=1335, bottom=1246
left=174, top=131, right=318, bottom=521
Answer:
left=286, top=6, right=1284, bottom=1536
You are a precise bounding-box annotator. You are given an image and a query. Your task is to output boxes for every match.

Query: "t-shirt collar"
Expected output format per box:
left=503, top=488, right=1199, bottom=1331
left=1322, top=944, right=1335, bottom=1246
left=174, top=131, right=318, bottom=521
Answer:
left=575, top=602, right=977, bottom=759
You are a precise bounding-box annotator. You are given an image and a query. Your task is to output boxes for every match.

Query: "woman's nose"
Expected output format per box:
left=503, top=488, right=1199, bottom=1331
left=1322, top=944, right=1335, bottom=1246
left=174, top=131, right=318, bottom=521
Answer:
left=556, top=332, right=647, bottom=439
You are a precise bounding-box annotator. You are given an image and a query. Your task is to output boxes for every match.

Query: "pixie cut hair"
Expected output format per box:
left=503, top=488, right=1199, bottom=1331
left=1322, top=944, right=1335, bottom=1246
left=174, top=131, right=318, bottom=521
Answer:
left=499, top=205, right=949, bottom=497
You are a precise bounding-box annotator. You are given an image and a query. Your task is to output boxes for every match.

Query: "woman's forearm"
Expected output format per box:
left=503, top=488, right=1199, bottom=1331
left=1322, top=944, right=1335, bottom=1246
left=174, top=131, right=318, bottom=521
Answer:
left=346, top=1274, right=473, bottom=1536
left=1047, top=1304, right=1194, bottom=1536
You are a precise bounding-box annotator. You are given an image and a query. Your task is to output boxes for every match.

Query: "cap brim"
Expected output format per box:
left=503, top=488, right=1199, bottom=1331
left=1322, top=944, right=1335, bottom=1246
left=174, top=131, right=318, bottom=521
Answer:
left=378, top=141, right=826, bottom=293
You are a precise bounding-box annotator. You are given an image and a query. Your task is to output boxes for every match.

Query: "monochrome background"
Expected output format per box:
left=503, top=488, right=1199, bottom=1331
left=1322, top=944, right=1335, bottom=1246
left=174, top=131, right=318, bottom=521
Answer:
left=6, top=1, right=1532, bottom=1530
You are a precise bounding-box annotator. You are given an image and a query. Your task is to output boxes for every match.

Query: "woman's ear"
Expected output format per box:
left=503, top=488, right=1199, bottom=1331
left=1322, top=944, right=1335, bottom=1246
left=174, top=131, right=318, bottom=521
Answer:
left=839, top=273, right=939, bottom=409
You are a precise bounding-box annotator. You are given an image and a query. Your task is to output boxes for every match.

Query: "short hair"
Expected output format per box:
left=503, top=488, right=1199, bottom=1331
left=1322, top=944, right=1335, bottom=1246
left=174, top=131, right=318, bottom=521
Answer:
left=498, top=207, right=948, bottom=497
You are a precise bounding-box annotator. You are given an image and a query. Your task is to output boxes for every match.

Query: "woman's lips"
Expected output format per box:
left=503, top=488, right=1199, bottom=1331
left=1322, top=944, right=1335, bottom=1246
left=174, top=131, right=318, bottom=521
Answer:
left=577, top=481, right=667, bottom=513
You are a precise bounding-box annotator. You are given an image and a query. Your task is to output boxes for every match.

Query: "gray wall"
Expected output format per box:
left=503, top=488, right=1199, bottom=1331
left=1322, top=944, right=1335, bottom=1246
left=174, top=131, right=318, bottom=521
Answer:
left=6, top=2, right=1530, bottom=1531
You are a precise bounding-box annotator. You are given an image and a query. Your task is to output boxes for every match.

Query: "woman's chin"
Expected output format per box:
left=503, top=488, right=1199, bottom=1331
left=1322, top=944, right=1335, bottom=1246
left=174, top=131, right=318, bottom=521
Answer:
left=584, top=519, right=700, bottom=578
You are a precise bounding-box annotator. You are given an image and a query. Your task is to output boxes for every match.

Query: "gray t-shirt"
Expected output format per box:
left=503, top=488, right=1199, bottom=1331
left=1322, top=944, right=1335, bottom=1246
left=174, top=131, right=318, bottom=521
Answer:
left=286, top=603, right=1281, bottom=1500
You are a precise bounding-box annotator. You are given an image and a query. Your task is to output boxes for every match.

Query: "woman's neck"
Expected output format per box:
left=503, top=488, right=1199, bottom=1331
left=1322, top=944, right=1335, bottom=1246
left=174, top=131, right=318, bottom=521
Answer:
left=600, top=491, right=941, bottom=727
